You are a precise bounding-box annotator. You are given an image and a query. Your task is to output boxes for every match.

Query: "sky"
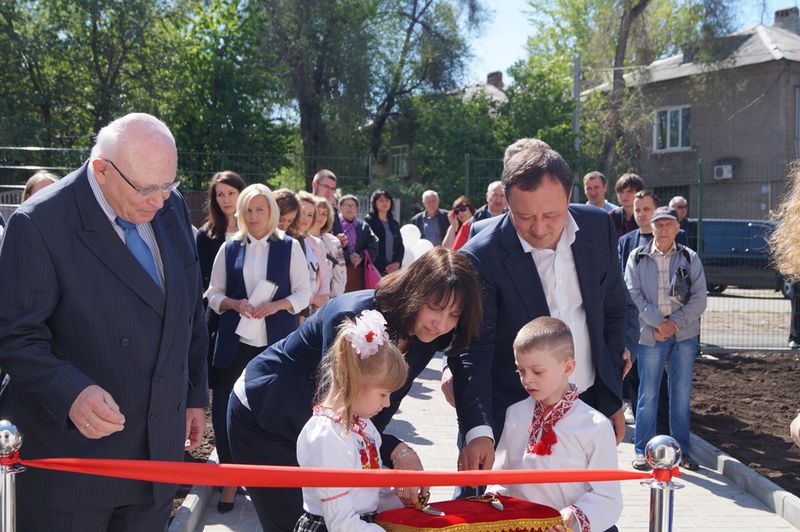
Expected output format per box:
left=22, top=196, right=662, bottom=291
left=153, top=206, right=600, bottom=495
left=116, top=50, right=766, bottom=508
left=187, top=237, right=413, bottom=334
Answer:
left=466, top=0, right=800, bottom=85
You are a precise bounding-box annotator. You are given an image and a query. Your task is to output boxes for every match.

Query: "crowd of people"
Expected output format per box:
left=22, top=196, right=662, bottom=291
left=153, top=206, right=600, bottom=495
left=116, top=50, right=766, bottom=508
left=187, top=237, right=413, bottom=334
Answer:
left=0, top=111, right=795, bottom=532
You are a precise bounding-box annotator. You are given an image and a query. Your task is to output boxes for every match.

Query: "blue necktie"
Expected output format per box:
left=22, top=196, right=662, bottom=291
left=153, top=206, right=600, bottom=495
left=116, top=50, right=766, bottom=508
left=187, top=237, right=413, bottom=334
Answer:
left=115, top=217, right=161, bottom=288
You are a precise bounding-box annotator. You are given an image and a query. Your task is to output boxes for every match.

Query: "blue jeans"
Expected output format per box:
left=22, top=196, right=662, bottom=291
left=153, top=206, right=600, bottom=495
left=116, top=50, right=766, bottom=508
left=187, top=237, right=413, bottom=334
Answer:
left=634, top=336, right=697, bottom=455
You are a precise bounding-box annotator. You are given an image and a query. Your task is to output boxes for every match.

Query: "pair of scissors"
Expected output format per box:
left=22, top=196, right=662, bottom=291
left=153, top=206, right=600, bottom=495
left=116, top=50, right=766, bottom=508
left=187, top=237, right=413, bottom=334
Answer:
left=417, top=491, right=445, bottom=516
left=466, top=494, right=504, bottom=511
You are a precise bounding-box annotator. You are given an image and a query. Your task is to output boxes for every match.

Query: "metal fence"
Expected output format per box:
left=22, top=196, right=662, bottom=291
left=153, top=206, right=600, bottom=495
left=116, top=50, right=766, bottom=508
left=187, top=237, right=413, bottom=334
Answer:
left=1, top=146, right=794, bottom=352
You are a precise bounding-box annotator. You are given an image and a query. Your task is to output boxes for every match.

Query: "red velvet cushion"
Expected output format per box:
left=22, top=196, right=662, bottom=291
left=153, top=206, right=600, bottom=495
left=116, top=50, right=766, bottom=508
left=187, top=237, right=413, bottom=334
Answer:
left=375, top=495, right=567, bottom=531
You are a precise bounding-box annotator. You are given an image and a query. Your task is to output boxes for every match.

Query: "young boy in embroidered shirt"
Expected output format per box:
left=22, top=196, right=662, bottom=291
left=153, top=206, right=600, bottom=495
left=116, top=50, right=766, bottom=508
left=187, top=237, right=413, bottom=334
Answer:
left=487, top=317, right=623, bottom=532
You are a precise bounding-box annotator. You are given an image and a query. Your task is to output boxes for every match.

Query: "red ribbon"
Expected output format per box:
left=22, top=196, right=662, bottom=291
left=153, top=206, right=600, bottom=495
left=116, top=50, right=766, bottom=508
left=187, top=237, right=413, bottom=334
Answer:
left=17, top=458, right=656, bottom=487
left=652, top=467, right=681, bottom=482
left=0, top=452, right=19, bottom=467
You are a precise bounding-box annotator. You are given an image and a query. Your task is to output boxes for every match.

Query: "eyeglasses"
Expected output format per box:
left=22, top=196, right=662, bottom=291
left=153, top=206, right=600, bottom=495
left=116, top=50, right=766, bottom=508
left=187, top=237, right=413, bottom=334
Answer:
left=316, top=181, right=336, bottom=192
left=102, top=159, right=179, bottom=197
left=455, top=205, right=471, bottom=213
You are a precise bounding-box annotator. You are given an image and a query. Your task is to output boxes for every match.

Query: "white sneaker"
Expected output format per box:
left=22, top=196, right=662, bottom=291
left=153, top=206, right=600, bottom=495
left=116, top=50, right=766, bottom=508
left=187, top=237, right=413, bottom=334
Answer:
left=623, top=401, right=635, bottom=424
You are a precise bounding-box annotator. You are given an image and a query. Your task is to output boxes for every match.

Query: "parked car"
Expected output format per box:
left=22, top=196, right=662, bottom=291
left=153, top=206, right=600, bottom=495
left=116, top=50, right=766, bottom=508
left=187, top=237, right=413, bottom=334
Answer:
left=690, top=218, right=789, bottom=297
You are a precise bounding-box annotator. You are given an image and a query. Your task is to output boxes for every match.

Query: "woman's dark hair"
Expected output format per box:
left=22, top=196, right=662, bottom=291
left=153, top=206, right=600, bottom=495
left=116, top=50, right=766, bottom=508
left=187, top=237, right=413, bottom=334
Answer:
left=273, top=188, right=300, bottom=216
left=202, top=171, right=246, bottom=239
left=370, top=189, right=394, bottom=219
left=374, top=247, right=482, bottom=355
left=451, top=195, right=475, bottom=230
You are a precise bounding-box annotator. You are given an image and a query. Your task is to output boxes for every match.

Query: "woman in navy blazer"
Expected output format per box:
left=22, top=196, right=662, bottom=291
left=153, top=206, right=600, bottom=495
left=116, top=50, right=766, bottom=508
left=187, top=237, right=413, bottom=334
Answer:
left=227, top=247, right=482, bottom=531
left=205, top=183, right=311, bottom=512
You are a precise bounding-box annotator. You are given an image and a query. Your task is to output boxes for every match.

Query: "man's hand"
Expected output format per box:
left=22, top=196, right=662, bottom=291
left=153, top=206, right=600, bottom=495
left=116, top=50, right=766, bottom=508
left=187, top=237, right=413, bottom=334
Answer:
left=440, top=366, right=455, bottom=408
left=458, top=436, right=494, bottom=471
left=336, top=233, right=349, bottom=248
left=69, top=385, right=125, bottom=439
left=185, top=408, right=205, bottom=450
left=350, top=252, right=363, bottom=267
left=621, top=348, right=632, bottom=378
left=385, top=262, right=401, bottom=274
left=656, top=320, right=678, bottom=338
left=610, top=408, right=626, bottom=445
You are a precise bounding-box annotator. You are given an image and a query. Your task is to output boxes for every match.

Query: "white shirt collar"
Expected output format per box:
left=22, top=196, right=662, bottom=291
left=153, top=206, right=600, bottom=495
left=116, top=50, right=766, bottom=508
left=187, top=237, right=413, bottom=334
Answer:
left=516, top=212, right=580, bottom=254
left=87, top=163, right=119, bottom=224
left=247, top=233, right=271, bottom=248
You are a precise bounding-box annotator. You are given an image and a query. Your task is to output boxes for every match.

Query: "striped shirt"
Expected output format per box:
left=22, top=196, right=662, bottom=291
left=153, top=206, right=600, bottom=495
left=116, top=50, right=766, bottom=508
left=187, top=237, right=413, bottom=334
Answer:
left=651, top=240, right=676, bottom=317
left=87, top=165, right=165, bottom=289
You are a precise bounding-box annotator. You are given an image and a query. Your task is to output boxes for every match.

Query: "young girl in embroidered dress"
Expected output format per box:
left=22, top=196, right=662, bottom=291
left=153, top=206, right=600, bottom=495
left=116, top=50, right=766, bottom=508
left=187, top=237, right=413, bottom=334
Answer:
left=294, top=310, right=409, bottom=532
left=487, top=317, right=623, bottom=532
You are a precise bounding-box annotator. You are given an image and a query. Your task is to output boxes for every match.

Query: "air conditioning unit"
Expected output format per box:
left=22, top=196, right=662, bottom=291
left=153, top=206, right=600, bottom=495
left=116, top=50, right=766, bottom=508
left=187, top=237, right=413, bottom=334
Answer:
left=714, top=164, right=733, bottom=180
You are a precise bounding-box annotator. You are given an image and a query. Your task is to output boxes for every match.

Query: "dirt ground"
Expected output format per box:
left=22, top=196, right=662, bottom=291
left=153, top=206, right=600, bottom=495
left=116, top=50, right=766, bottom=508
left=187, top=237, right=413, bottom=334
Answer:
left=691, top=351, right=800, bottom=497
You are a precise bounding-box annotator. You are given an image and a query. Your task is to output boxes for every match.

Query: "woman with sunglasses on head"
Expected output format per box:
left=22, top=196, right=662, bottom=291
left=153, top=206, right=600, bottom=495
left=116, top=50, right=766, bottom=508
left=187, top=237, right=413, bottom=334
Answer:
left=365, top=188, right=404, bottom=275
left=442, top=195, right=476, bottom=250
left=227, top=247, right=483, bottom=531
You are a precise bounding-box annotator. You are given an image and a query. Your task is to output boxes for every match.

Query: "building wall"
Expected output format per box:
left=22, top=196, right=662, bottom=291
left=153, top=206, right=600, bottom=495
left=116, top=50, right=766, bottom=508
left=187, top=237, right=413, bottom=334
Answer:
left=637, top=60, right=800, bottom=218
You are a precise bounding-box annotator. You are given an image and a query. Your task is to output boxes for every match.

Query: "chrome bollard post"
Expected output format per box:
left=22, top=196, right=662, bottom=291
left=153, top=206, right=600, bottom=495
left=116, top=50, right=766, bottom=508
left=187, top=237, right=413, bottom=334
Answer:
left=0, top=420, right=23, bottom=532
left=640, top=435, right=683, bottom=532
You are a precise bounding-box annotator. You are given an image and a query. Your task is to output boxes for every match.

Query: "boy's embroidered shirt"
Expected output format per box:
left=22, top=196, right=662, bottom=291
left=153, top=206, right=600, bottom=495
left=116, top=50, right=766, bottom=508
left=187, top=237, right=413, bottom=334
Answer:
left=488, top=395, right=623, bottom=532
left=527, top=384, right=579, bottom=456
left=297, top=405, right=387, bottom=531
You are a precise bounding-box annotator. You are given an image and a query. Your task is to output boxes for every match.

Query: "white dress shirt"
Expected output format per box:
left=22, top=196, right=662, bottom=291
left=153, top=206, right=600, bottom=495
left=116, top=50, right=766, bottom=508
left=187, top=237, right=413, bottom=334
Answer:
left=518, top=214, right=595, bottom=392
left=87, top=165, right=165, bottom=289
left=205, top=232, right=311, bottom=347
left=465, top=214, right=597, bottom=446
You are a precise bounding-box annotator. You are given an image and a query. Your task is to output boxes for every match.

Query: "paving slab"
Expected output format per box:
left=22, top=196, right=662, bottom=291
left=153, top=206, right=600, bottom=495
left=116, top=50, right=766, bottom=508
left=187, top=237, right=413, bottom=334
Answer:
left=189, top=359, right=798, bottom=531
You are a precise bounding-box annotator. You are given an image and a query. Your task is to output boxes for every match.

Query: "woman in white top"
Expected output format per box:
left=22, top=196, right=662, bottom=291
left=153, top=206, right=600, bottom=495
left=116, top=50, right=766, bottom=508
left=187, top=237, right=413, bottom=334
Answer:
left=205, top=183, right=311, bottom=513
left=294, top=191, right=331, bottom=314
left=309, top=195, right=346, bottom=298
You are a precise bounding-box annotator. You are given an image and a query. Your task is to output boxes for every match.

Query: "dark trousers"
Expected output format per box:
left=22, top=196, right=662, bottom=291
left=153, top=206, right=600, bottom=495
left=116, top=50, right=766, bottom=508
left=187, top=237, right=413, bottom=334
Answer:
left=228, top=394, right=303, bottom=531
left=211, top=343, right=264, bottom=465
left=790, top=281, right=800, bottom=342
left=18, top=496, right=171, bottom=532
left=625, top=359, right=670, bottom=435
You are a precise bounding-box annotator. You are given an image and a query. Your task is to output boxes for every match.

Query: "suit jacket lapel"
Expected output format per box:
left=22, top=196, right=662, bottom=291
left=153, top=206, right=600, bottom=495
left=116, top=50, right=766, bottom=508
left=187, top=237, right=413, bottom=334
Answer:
left=74, top=166, right=165, bottom=316
left=570, top=210, right=597, bottom=313
left=151, top=204, right=182, bottom=367
left=499, top=216, right=548, bottom=318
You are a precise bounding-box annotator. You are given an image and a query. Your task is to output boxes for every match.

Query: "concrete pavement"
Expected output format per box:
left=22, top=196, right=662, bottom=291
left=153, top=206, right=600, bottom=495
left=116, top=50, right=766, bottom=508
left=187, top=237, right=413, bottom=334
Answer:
left=186, top=359, right=799, bottom=531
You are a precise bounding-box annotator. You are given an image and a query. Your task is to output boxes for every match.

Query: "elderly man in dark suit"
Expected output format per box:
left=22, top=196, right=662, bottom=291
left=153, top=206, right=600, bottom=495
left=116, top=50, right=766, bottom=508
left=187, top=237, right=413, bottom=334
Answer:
left=449, top=142, right=629, bottom=475
left=0, top=113, right=208, bottom=531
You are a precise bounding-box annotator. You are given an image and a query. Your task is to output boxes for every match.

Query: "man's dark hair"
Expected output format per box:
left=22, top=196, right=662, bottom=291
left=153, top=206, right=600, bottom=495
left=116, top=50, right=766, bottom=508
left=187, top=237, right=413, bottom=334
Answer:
left=614, top=173, right=644, bottom=193
left=583, top=171, right=607, bottom=186
left=634, top=189, right=660, bottom=206
left=502, top=144, right=572, bottom=198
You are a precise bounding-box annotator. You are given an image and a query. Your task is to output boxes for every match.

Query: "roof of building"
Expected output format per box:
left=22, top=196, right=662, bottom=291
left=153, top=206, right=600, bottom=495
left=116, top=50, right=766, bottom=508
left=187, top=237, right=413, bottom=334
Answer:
left=461, top=81, right=508, bottom=104
left=587, top=23, right=800, bottom=93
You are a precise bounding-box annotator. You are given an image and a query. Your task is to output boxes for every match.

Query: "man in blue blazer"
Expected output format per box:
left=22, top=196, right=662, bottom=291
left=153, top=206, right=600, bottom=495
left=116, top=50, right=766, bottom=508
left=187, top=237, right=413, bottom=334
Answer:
left=0, top=113, right=208, bottom=530
left=450, top=143, right=629, bottom=472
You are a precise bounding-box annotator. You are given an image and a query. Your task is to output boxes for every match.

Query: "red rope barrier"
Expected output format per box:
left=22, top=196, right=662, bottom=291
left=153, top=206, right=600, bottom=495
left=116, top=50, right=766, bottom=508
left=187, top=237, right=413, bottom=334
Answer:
left=18, top=457, right=659, bottom=487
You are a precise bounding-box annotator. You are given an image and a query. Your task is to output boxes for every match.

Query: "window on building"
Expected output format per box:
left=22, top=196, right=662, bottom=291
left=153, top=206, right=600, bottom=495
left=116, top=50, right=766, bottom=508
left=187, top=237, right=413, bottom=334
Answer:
left=390, top=145, right=409, bottom=177
left=653, top=106, right=691, bottom=151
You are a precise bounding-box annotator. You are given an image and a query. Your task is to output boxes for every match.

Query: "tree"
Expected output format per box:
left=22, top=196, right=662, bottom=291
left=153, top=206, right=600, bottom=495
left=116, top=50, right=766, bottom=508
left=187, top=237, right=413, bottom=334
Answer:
left=518, top=0, right=735, bottom=176
left=366, top=0, right=484, bottom=161
left=161, top=0, right=294, bottom=188
left=403, top=92, right=503, bottom=203
left=255, top=0, right=484, bottom=189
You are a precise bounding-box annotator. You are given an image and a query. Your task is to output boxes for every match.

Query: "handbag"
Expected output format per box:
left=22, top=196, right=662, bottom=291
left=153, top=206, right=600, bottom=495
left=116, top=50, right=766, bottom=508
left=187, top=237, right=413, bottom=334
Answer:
left=363, top=252, right=382, bottom=289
